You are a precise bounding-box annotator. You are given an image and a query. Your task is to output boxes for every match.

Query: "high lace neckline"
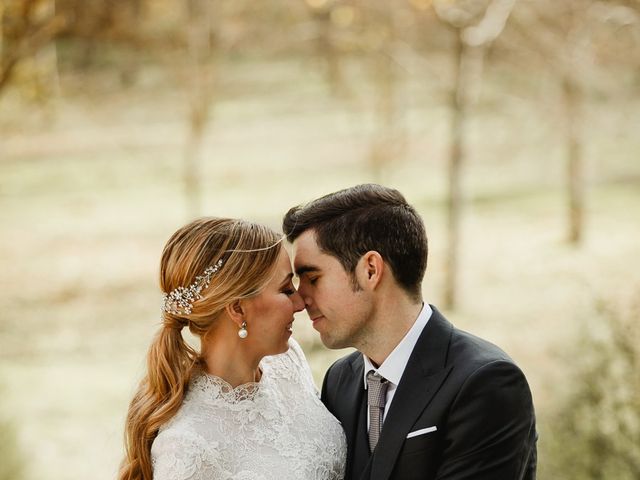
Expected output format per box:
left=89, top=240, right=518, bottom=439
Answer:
left=190, top=367, right=265, bottom=404
left=152, top=338, right=347, bottom=480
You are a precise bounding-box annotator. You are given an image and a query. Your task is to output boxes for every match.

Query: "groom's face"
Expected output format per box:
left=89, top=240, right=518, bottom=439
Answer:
left=292, top=230, right=372, bottom=349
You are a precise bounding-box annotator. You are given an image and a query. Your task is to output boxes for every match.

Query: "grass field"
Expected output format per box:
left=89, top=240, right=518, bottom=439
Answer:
left=1, top=58, right=639, bottom=480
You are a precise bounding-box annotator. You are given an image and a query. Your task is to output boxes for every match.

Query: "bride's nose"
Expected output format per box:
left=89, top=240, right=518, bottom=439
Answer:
left=291, top=291, right=305, bottom=313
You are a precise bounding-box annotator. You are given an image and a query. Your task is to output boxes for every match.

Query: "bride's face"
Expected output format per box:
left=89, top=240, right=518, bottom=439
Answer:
left=242, top=248, right=304, bottom=356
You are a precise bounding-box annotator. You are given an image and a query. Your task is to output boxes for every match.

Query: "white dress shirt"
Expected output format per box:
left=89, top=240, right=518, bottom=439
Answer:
left=363, top=303, right=432, bottom=429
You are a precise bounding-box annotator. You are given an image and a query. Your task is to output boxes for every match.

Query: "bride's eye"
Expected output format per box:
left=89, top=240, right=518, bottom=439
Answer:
left=281, top=282, right=296, bottom=296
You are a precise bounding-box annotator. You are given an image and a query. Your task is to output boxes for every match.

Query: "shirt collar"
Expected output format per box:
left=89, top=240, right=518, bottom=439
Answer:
left=363, top=303, right=433, bottom=389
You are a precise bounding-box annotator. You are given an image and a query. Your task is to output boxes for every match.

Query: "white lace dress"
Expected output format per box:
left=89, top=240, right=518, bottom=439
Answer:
left=151, top=339, right=347, bottom=480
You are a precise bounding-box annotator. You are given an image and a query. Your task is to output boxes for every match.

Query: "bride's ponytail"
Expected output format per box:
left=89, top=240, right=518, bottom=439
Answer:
left=119, top=218, right=281, bottom=480
left=119, top=318, right=197, bottom=480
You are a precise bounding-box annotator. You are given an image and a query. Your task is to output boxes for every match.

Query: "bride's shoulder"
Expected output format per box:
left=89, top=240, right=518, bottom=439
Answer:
left=152, top=425, right=223, bottom=480
left=152, top=423, right=208, bottom=460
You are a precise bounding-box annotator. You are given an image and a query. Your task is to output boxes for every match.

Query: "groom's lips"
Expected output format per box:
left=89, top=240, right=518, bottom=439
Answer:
left=311, top=315, right=325, bottom=326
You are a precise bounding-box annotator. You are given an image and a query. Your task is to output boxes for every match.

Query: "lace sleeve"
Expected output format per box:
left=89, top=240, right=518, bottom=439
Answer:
left=152, top=429, right=222, bottom=480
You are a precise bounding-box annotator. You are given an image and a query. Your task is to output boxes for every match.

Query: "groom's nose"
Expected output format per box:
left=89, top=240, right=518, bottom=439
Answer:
left=303, top=296, right=313, bottom=311
left=301, top=291, right=312, bottom=309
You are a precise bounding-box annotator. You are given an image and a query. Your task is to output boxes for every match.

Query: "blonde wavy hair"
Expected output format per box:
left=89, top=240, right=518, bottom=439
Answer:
left=119, top=217, right=282, bottom=480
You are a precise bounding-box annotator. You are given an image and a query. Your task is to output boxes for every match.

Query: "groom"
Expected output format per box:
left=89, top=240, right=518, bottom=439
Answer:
left=283, top=184, right=537, bottom=480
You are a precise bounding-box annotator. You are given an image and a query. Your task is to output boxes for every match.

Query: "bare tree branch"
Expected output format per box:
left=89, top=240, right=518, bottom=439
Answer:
left=0, top=12, right=68, bottom=95
left=463, top=0, right=516, bottom=46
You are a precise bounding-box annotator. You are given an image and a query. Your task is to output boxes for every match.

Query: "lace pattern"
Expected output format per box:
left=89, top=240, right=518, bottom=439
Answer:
left=151, top=339, right=346, bottom=480
left=190, top=374, right=261, bottom=403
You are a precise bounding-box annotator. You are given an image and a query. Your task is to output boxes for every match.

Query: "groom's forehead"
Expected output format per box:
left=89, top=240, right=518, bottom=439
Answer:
left=292, top=246, right=320, bottom=275
left=292, top=230, right=320, bottom=257
left=292, top=232, right=325, bottom=272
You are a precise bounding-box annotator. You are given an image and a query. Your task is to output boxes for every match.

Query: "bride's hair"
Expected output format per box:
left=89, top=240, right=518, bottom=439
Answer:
left=119, top=217, right=282, bottom=480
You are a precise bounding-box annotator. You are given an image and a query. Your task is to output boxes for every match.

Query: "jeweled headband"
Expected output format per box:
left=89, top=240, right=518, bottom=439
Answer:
left=161, top=258, right=224, bottom=315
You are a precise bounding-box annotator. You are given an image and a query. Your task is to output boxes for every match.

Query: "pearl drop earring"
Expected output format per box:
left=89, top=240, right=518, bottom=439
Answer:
left=238, top=321, right=248, bottom=339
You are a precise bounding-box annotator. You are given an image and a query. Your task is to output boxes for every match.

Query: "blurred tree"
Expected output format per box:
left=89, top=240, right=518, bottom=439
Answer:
left=0, top=383, right=24, bottom=480
left=0, top=0, right=67, bottom=97
left=0, top=420, right=23, bottom=480
left=56, top=0, right=145, bottom=84
left=500, top=0, right=640, bottom=245
left=303, top=0, right=410, bottom=182
left=433, top=0, right=515, bottom=310
left=304, top=0, right=348, bottom=97
left=1, top=0, right=152, bottom=100
left=363, top=0, right=407, bottom=182
left=182, top=0, right=219, bottom=218
left=518, top=0, right=590, bottom=246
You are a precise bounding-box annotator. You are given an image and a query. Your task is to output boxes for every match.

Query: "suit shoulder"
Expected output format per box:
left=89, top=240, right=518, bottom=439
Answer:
left=449, top=326, right=518, bottom=372
left=321, top=350, right=361, bottom=407
left=427, top=305, right=518, bottom=372
left=325, top=350, right=360, bottom=379
left=328, top=349, right=361, bottom=371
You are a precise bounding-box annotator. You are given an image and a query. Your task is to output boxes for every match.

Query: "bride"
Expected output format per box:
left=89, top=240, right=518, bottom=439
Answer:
left=119, top=218, right=346, bottom=480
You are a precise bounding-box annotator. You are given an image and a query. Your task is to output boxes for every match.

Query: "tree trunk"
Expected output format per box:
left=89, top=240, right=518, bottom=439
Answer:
left=434, top=0, right=515, bottom=310
left=184, top=120, right=205, bottom=220
left=0, top=1, right=20, bottom=93
left=184, top=0, right=217, bottom=219
left=34, top=0, right=60, bottom=109
left=563, top=71, right=584, bottom=245
left=444, top=40, right=484, bottom=310
left=0, top=0, right=66, bottom=97
left=0, top=2, right=7, bottom=74
left=368, top=0, right=402, bottom=183
left=444, top=29, right=468, bottom=311
left=312, top=8, right=344, bottom=98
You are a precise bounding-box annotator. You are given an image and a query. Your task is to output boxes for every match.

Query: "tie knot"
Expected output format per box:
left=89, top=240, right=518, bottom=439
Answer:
left=367, top=371, right=389, bottom=408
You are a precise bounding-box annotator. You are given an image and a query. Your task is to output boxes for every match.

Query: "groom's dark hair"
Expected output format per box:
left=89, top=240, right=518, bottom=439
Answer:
left=283, top=184, right=428, bottom=300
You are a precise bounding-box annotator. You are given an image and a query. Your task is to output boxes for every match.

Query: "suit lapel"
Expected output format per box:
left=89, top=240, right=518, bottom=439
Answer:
left=340, top=353, right=366, bottom=476
left=370, top=307, right=454, bottom=480
left=353, top=391, right=372, bottom=479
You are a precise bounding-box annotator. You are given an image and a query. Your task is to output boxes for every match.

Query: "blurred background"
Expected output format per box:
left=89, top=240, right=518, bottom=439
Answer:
left=1, top=0, right=639, bottom=479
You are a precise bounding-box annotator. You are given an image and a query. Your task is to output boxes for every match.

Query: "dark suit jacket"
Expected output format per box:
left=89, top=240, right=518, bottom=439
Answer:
left=321, top=306, right=537, bottom=480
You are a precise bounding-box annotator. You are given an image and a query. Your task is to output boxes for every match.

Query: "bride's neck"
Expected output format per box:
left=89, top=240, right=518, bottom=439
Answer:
left=200, top=332, right=262, bottom=387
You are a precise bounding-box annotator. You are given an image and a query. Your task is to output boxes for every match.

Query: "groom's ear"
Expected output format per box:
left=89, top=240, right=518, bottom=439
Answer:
left=357, top=251, right=384, bottom=290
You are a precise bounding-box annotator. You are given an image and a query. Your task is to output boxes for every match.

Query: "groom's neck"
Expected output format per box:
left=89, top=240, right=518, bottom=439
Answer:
left=357, top=295, right=423, bottom=367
